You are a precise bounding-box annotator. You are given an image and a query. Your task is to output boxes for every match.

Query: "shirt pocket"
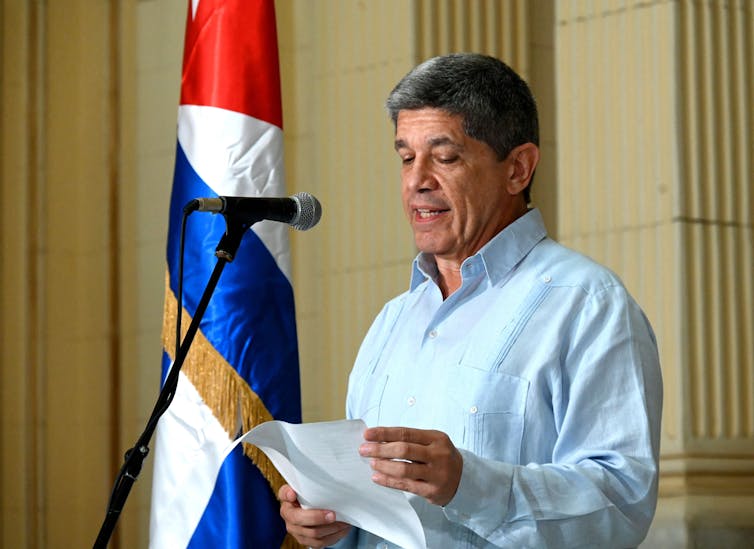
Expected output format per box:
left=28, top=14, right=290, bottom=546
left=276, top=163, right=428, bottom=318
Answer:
left=447, top=365, right=529, bottom=463
left=458, top=279, right=552, bottom=374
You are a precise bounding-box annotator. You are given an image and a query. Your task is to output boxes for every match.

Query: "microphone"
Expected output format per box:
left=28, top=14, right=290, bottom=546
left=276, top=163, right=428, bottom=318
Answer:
left=189, top=192, right=322, bottom=231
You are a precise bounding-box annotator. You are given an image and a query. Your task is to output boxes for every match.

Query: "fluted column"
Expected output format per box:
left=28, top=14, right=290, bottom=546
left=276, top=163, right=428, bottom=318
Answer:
left=413, top=0, right=529, bottom=73
left=556, top=1, right=754, bottom=545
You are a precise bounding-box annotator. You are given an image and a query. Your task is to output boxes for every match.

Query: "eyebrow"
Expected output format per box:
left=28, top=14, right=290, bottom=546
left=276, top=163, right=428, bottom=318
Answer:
left=394, top=136, right=463, bottom=151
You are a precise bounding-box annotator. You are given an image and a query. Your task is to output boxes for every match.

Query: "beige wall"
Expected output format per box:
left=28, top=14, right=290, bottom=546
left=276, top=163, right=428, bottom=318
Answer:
left=277, top=0, right=417, bottom=424
left=0, top=1, right=751, bottom=548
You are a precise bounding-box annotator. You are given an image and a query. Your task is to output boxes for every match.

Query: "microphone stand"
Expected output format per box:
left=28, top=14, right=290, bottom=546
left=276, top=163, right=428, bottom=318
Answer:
left=93, top=213, right=251, bottom=548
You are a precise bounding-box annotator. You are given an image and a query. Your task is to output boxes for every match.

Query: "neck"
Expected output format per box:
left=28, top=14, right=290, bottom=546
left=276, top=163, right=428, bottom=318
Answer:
left=436, top=261, right=463, bottom=299
left=432, top=207, right=531, bottom=299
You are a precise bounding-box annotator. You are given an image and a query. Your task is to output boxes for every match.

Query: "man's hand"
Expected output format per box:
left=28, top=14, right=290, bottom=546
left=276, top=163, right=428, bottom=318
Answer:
left=358, top=426, right=463, bottom=507
left=278, top=484, right=352, bottom=548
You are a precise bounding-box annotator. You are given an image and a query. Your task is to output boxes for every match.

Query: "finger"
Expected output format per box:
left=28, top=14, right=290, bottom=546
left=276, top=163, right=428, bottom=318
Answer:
left=364, top=433, right=464, bottom=507
left=288, top=522, right=351, bottom=548
left=359, top=440, right=427, bottom=463
left=277, top=486, right=353, bottom=547
left=280, top=504, right=336, bottom=529
left=370, top=467, right=456, bottom=507
left=363, top=426, right=437, bottom=445
left=369, top=455, right=426, bottom=480
left=370, top=469, right=426, bottom=497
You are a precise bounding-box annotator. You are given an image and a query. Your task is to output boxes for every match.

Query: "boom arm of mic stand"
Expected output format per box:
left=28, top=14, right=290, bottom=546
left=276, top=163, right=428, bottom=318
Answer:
left=93, top=216, right=250, bottom=548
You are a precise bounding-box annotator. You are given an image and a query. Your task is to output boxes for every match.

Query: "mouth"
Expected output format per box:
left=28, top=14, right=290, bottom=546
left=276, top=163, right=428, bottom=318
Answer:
left=414, top=207, right=449, bottom=220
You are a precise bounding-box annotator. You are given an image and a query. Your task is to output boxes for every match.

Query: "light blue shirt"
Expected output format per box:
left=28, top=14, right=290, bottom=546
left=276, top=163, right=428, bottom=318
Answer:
left=339, top=209, right=662, bottom=548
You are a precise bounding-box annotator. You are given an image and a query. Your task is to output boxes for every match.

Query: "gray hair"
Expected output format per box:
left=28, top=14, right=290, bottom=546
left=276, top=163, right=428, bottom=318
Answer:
left=386, top=53, right=539, bottom=202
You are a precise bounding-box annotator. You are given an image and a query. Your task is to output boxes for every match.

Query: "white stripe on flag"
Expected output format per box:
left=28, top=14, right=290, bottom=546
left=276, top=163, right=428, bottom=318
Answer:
left=149, top=370, right=230, bottom=549
left=177, top=104, right=292, bottom=282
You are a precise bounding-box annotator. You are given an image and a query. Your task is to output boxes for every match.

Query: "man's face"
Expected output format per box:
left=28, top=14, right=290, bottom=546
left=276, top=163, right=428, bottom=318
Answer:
left=395, top=108, right=522, bottom=265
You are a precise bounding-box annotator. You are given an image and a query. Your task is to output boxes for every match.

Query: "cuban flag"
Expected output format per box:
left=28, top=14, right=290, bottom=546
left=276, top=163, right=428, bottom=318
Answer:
left=149, top=1, right=301, bottom=547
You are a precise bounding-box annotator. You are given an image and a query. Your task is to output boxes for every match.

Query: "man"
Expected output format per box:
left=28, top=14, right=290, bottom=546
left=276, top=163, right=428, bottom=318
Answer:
left=279, top=53, right=662, bottom=548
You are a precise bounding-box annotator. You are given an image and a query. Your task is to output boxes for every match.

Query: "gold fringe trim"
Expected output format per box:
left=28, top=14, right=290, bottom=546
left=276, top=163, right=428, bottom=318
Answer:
left=161, top=272, right=295, bottom=519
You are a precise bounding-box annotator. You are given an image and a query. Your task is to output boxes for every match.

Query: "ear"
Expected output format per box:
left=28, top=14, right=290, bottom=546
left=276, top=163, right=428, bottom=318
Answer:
left=505, top=143, right=540, bottom=195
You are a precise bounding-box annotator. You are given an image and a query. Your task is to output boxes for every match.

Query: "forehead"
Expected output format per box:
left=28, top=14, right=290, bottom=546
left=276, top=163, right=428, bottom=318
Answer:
left=394, top=108, right=466, bottom=146
left=394, top=108, right=502, bottom=163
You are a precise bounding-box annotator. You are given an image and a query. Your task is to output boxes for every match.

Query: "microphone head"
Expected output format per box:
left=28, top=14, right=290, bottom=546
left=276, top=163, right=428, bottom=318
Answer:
left=290, top=192, right=322, bottom=230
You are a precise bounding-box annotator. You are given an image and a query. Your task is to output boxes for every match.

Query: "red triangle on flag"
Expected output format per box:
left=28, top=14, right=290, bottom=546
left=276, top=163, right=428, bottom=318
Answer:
left=180, top=0, right=283, bottom=129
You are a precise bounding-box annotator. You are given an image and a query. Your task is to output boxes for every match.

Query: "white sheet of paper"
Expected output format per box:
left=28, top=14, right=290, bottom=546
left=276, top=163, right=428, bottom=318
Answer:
left=227, top=419, right=426, bottom=549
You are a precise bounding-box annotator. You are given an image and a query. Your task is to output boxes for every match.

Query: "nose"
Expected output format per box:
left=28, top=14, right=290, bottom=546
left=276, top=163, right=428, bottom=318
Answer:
left=403, top=156, right=438, bottom=194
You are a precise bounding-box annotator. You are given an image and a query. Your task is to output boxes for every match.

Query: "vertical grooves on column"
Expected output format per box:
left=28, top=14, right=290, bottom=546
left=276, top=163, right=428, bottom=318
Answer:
left=556, top=1, right=753, bottom=449
left=106, top=3, right=122, bottom=547
left=438, top=0, right=452, bottom=53
left=715, top=0, right=735, bottom=437
left=740, top=0, right=754, bottom=439
left=720, top=1, right=740, bottom=438
left=453, top=1, right=467, bottom=52
left=27, top=3, right=45, bottom=547
left=679, top=0, right=701, bottom=439
left=414, top=0, right=529, bottom=78
left=680, top=0, right=754, bottom=441
left=484, top=0, right=499, bottom=54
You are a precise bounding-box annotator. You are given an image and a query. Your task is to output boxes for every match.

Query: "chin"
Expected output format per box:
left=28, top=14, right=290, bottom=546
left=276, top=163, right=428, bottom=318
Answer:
left=415, top=241, right=447, bottom=256
left=412, top=227, right=451, bottom=252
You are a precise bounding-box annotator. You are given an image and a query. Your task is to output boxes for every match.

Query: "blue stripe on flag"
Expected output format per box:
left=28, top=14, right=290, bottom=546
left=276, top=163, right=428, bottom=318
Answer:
left=167, top=141, right=301, bottom=423
left=187, top=444, right=287, bottom=549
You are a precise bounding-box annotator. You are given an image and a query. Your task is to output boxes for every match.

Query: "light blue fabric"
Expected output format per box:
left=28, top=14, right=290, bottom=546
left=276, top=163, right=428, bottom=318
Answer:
left=338, top=209, right=662, bottom=548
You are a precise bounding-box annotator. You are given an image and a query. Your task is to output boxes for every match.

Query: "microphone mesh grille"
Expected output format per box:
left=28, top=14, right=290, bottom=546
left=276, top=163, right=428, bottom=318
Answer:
left=291, top=192, right=322, bottom=231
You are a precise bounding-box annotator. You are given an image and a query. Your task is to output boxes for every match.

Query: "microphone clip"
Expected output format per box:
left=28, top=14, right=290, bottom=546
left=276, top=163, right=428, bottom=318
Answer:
left=214, top=212, right=253, bottom=262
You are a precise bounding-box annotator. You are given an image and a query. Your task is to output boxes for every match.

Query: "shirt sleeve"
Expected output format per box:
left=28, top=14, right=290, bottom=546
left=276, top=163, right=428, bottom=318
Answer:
left=443, top=285, right=663, bottom=547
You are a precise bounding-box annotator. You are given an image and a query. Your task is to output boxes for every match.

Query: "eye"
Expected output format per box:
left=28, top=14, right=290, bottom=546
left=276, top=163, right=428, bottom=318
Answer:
left=400, top=155, right=415, bottom=165
left=437, top=155, right=458, bottom=164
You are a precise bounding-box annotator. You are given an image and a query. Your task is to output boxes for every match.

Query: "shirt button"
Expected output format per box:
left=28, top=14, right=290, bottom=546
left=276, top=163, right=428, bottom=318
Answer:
left=470, top=405, right=478, bottom=414
left=379, top=543, right=389, bottom=549
left=542, top=274, right=552, bottom=283
left=428, top=329, right=438, bottom=339
left=407, top=396, right=416, bottom=406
